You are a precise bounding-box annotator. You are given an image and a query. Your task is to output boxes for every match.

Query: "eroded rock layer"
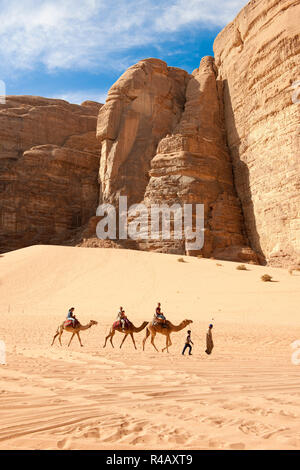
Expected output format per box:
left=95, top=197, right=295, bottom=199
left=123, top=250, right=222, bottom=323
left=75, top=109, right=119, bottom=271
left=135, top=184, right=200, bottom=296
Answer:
left=213, top=0, right=300, bottom=266
left=97, top=59, right=189, bottom=207
left=0, top=97, right=102, bottom=252
left=1, top=0, right=299, bottom=266
left=97, top=57, right=258, bottom=262
left=140, top=57, right=258, bottom=261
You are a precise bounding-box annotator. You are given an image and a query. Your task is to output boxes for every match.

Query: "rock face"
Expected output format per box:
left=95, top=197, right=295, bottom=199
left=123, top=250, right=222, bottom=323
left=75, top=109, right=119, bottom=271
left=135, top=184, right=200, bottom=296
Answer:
left=0, top=96, right=102, bottom=252
left=213, top=0, right=300, bottom=266
left=140, top=57, right=256, bottom=260
left=97, top=59, right=189, bottom=207
left=97, top=57, right=258, bottom=261
left=1, top=0, right=298, bottom=266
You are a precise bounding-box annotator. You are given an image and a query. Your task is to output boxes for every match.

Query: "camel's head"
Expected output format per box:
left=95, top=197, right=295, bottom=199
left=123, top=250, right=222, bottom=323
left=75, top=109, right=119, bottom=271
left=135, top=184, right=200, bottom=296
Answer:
left=183, top=319, right=193, bottom=327
left=90, top=320, right=98, bottom=326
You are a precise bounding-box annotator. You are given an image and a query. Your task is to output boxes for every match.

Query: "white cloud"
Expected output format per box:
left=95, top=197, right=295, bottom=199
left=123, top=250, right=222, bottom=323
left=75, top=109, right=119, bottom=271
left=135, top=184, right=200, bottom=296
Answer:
left=54, top=89, right=108, bottom=104
left=156, top=0, right=247, bottom=31
left=0, top=0, right=247, bottom=76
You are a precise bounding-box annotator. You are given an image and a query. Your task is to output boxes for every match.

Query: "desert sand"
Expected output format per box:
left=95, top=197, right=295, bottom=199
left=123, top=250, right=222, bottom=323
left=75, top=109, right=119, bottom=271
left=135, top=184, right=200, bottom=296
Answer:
left=0, top=245, right=299, bottom=450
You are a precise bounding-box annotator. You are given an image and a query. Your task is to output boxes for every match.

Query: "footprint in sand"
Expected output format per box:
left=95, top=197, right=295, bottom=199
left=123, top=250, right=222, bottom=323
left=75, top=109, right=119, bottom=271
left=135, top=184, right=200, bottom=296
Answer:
left=83, top=427, right=100, bottom=439
left=228, top=442, right=245, bottom=450
left=279, top=409, right=297, bottom=418
left=169, top=428, right=191, bottom=445
left=245, top=407, right=274, bottom=417
left=238, top=420, right=273, bottom=436
left=102, top=421, right=131, bottom=442
left=208, top=438, right=225, bottom=449
left=57, top=437, right=72, bottom=449
left=130, top=434, right=154, bottom=445
left=201, top=416, right=225, bottom=427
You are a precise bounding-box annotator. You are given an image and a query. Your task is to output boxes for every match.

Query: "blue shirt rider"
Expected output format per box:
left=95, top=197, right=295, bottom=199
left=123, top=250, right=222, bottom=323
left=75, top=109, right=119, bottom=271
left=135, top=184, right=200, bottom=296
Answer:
left=67, top=307, right=76, bottom=327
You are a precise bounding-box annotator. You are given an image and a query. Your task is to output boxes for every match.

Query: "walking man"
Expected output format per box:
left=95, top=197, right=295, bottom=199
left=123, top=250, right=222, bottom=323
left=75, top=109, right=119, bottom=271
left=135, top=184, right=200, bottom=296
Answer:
left=205, top=324, right=214, bottom=354
left=182, top=329, right=193, bottom=355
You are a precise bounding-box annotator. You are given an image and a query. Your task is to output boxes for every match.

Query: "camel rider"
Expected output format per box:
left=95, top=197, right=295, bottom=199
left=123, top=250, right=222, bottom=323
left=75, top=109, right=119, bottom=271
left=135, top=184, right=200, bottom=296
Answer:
left=117, top=307, right=127, bottom=331
left=155, top=303, right=167, bottom=328
left=67, top=307, right=77, bottom=328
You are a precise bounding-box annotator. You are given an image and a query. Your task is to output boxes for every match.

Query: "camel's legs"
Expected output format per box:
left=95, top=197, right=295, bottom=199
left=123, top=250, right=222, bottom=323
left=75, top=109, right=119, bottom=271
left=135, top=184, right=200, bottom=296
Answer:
left=109, top=329, right=115, bottom=348
left=150, top=333, right=159, bottom=352
left=103, top=329, right=114, bottom=348
left=51, top=330, right=59, bottom=346
left=58, top=329, right=63, bottom=346
left=68, top=332, right=75, bottom=347
left=77, top=332, right=83, bottom=347
left=162, top=335, right=172, bottom=353
left=162, top=336, right=168, bottom=352
left=162, top=335, right=169, bottom=352
left=130, top=332, right=137, bottom=350
left=120, top=333, right=128, bottom=349
left=142, top=328, right=150, bottom=351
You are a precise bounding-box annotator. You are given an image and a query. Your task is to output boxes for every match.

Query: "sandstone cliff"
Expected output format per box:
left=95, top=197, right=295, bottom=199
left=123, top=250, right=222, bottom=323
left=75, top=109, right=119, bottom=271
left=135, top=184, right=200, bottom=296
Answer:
left=97, top=59, right=189, bottom=207
left=1, top=0, right=299, bottom=266
left=0, top=97, right=102, bottom=252
left=96, top=57, right=258, bottom=262
left=213, top=0, right=300, bottom=266
left=140, top=56, right=257, bottom=261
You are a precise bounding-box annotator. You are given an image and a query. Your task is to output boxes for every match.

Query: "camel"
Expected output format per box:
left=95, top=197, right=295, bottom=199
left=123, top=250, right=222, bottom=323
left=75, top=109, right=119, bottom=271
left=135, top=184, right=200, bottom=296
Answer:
left=143, top=319, right=193, bottom=353
left=51, top=319, right=98, bottom=347
left=103, top=321, right=148, bottom=350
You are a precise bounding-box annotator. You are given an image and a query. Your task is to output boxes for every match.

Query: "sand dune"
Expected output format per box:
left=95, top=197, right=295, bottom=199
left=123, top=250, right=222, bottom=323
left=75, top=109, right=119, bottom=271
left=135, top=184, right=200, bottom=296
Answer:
left=0, top=245, right=299, bottom=450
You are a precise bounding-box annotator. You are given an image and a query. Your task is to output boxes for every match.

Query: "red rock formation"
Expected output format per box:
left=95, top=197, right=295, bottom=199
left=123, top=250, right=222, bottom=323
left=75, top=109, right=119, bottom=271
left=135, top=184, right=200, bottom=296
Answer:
left=0, top=96, right=102, bottom=252
left=97, top=59, right=189, bottom=207
left=214, top=0, right=300, bottom=266
left=97, top=57, right=258, bottom=262
left=140, top=57, right=258, bottom=260
left=2, top=0, right=298, bottom=266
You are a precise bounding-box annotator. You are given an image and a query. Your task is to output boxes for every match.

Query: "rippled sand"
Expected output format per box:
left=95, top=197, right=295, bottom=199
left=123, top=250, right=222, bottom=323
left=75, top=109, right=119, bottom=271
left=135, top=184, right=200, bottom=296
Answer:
left=0, top=245, right=299, bottom=450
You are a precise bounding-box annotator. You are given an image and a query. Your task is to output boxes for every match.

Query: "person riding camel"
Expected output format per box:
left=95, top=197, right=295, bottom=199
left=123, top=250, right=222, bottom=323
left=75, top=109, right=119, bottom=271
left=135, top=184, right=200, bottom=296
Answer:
left=154, top=302, right=168, bottom=328
left=67, top=307, right=77, bottom=328
left=117, top=307, right=128, bottom=331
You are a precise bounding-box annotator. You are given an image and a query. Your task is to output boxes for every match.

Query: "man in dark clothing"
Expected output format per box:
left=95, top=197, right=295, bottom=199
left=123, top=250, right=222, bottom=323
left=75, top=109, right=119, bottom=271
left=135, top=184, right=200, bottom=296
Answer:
left=205, top=324, right=214, bottom=354
left=182, top=330, right=193, bottom=355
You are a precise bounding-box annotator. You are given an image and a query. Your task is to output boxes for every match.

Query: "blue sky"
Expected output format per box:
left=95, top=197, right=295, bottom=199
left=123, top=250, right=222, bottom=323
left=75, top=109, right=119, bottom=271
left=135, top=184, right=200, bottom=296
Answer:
left=0, top=0, right=247, bottom=104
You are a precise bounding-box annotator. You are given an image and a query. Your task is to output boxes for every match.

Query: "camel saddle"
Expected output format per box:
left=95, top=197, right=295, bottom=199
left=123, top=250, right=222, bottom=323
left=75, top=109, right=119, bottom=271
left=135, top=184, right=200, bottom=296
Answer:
left=64, top=319, right=79, bottom=328
left=113, top=319, right=132, bottom=330
left=152, top=319, right=169, bottom=328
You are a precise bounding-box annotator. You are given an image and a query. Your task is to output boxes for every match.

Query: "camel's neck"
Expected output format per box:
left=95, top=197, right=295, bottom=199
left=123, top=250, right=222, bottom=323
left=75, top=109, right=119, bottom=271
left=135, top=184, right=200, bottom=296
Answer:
left=80, top=323, right=92, bottom=330
left=168, top=321, right=187, bottom=332
left=133, top=321, right=148, bottom=333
